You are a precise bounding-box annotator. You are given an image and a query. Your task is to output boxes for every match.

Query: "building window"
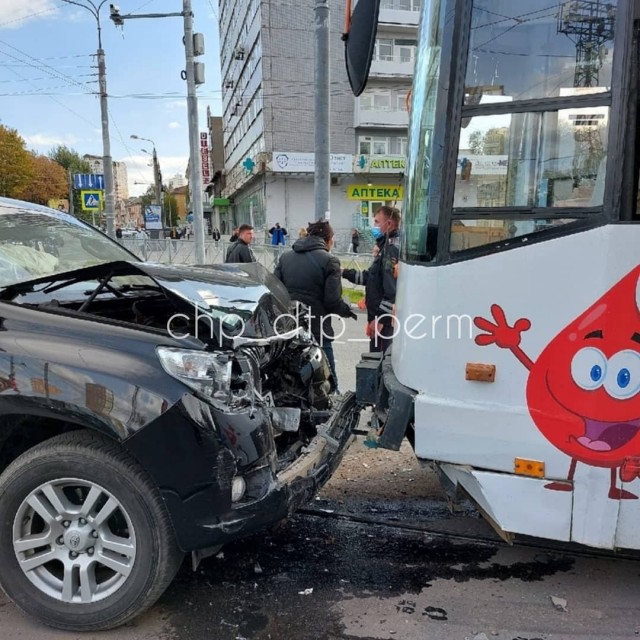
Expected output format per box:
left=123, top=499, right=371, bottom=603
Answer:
left=359, top=140, right=372, bottom=154
left=359, top=136, right=391, bottom=155
left=373, top=138, right=389, bottom=154
left=396, top=39, right=417, bottom=63
left=375, top=38, right=394, bottom=61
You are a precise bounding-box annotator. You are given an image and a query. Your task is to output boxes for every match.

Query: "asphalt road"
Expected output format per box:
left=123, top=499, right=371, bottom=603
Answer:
left=2, top=314, right=640, bottom=639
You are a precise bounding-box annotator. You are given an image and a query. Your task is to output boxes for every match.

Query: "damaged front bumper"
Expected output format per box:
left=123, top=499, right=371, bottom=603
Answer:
left=127, top=390, right=361, bottom=553
left=194, top=392, right=361, bottom=549
left=355, top=349, right=416, bottom=451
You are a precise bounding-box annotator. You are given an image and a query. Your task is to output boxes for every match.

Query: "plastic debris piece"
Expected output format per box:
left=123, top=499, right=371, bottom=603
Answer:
left=550, top=595, right=568, bottom=611
left=298, top=588, right=313, bottom=595
left=254, top=562, right=263, bottom=574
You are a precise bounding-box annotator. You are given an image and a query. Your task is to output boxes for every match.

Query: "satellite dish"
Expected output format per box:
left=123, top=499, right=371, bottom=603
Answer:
left=343, top=0, right=380, bottom=97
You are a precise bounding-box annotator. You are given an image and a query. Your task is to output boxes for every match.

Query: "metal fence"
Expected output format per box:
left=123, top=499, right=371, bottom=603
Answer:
left=117, top=238, right=372, bottom=297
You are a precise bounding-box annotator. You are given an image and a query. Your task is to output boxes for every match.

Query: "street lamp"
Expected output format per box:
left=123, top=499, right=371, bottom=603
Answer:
left=131, top=134, right=163, bottom=228
left=61, top=0, right=116, bottom=239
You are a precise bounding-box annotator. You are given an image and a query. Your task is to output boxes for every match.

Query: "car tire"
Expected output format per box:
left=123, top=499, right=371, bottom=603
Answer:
left=0, top=430, right=184, bottom=632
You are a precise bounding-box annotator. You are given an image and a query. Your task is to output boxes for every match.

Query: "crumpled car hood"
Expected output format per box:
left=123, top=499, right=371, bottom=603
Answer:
left=1, top=260, right=297, bottom=342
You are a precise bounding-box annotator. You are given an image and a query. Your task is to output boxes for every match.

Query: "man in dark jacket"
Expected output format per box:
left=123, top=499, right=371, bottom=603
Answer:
left=274, top=220, right=356, bottom=393
left=342, top=206, right=400, bottom=352
left=225, top=224, right=256, bottom=263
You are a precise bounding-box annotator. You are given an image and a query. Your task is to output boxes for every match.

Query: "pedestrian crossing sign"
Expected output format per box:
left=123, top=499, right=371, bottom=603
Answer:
left=81, top=190, right=102, bottom=211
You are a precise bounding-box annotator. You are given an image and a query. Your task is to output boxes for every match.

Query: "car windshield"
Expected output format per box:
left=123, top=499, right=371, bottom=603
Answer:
left=0, top=199, right=136, bottom=288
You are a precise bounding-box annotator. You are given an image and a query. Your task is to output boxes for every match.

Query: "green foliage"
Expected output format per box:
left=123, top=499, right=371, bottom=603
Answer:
left=48, top=145, right=94, bottom=222
left=467, top=127, right=508, bottom=155
left=49, top=145, right=91, bottom=174
left=164, top=194, right=179, bottom=226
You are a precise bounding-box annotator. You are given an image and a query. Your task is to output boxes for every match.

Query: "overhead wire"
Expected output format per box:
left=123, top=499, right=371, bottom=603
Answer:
left=107, top=107, right=153, bottom=185
left=0, top=4, right=62, bottom=29
left=0, top=55, right=97, bottom=130
left=0, top=39, right=95, bottom=94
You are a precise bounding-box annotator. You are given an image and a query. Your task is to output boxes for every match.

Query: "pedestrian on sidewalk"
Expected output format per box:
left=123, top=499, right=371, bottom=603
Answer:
left=350, top=228, right=360, bottom=253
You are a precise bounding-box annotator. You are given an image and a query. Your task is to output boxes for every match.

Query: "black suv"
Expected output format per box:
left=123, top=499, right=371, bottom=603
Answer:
left=0, top=198, right=360, bottom=631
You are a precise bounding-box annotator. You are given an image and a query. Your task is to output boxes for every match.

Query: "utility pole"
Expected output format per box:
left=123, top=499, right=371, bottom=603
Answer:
left=68, top=170, right=74, bottom=216
left=62, top=1, right=116, bottom=238
left=184, top=0, right=205, bottom=263
left=151, top=148, right=163, bottom=224
left=111, top=1, right=206, bottom=263
left=314, top=0, right=330, bottom=222
left=97, top=39, right=116, bottom=238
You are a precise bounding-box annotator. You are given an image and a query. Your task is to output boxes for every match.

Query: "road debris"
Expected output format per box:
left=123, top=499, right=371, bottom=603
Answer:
left=550, top=595, right=568, bottom=611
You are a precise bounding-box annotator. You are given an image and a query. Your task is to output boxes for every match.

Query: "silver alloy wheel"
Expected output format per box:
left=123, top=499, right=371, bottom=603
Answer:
left=12, top=478, right=137, bottom=604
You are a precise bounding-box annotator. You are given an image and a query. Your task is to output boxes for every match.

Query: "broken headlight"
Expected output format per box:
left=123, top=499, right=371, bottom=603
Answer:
left=157, top=347, right=232, bottom=401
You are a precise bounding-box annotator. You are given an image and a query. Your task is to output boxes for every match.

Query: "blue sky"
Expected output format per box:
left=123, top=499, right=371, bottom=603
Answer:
left=0, top=0, right=222, bottom=197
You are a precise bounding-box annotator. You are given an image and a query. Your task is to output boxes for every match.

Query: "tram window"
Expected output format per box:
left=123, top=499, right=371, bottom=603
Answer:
left=464, top=0, right=615, bottom=104
left=455, top=107, right=609, bottom=209
left=449, top=218, right=579, bottom=252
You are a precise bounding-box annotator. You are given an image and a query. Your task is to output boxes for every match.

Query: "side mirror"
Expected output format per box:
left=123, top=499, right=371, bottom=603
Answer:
left=343, top=0, right=381, bottom=97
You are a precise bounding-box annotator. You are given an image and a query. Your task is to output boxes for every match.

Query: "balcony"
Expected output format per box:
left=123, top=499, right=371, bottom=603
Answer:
left=379, top=0, right=420, bottom=26
left=354, top=107, right=409, bottom=128
left=369, top=55, right=415, bottom=78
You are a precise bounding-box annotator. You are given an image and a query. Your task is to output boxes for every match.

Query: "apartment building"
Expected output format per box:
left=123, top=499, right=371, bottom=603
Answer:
left=216, top=0, right=418, bottom=248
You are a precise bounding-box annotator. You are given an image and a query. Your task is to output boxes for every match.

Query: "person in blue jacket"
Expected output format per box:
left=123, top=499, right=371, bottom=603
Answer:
left=269, top=222, right=287, bottom=245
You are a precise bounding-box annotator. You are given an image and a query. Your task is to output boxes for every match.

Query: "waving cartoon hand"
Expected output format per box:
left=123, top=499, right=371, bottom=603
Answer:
left=474, top=304, right=534, bottom=370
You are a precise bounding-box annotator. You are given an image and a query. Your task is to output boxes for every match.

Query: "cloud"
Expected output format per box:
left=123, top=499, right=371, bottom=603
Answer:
left=168, top=122, right=181, bottom=130
left=0, top=0, right=58, bottom=29
left=165, top=100, right=187, bottom=111
left=23, top=132, right=82, bottom=149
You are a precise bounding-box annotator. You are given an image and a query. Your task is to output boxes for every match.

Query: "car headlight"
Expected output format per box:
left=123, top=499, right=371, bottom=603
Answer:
left=157, top=347, right=232, bottom=400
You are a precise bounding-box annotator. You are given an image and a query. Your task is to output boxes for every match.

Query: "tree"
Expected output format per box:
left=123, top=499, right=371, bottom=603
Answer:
left=467, top=127, right=508, bottom=155
left=139, top=186, right=155, bottom=211
left=164, top=193, right=179, bottom=227
left=48, top=145, right=92, bottom=219
left=48, top=145, right=91, bottom=174
left=15, top=154, right=68, bottom=205
left=0, top=125, right=34, bottom=198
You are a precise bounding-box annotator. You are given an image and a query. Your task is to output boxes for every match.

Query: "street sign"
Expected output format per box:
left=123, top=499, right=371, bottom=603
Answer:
left=144, top=205, right=162, bottom=230
left=74, top=174, right=104, bottom=190
left=81, top=190, right=102, bottom=211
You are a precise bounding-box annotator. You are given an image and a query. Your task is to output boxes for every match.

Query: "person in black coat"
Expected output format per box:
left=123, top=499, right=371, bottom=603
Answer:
left=350, top=228, right=360, bottom=253
left=274, top=219, right=356, bottom=393
left=225, top=224, right=256, bottom=263
left=342, top=206, right=401, bottom=353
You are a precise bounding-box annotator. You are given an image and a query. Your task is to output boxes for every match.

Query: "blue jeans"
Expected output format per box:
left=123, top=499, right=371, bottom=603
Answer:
left=322, top=342, right=339, bottom=393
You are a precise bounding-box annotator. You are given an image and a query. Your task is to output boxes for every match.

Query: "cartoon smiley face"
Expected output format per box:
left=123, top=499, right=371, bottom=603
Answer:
left=527, top=265, right=640, bottom=468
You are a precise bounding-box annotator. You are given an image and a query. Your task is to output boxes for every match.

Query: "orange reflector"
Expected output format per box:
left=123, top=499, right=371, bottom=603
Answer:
left=465, top=363, right=496, bottom=382
left=514, top=458, right=545, bottom=478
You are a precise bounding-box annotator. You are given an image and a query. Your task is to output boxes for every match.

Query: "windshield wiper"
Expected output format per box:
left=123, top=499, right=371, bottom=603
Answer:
left=78, top=272, right=116, bottom=312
